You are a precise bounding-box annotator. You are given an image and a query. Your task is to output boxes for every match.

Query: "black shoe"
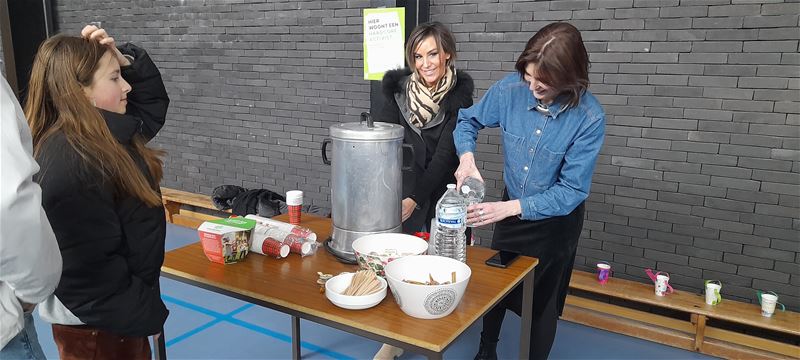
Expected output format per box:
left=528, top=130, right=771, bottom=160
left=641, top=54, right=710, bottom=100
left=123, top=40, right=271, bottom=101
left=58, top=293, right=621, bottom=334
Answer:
left=474, top=337, right=498, bottom=360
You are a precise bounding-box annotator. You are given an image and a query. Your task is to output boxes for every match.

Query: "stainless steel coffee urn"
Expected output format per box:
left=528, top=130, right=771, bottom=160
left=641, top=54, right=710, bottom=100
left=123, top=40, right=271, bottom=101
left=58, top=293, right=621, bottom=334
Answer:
left=321, top=113, right=409, bottom=262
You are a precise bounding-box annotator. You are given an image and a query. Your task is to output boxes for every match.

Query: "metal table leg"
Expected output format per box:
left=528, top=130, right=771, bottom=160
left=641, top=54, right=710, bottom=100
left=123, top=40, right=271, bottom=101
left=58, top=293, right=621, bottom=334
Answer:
left=154, top=328, right=167, bottom=360
left=519, top=268, right=535, bottom=360
left=292, top=315, right=301, bottom=360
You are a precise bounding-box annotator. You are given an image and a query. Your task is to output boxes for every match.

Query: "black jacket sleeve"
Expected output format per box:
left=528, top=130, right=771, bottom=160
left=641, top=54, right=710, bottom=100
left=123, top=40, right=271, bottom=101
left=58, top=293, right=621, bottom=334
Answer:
left=37, top=137, right=167, bottom=336
left=118, top=43, right=169, bottom=141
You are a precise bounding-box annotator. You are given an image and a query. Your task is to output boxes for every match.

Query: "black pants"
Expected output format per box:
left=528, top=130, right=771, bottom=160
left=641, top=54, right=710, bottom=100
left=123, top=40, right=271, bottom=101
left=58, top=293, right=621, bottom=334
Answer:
left=480, top=199, right=584, bottom=360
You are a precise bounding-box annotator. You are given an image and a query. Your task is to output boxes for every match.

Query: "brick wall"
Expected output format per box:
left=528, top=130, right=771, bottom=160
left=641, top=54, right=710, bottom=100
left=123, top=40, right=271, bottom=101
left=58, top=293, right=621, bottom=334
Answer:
left=53, top=0, right=379, bottom=208
left=40, top=0, right=800, bottom=309
left=432, top=0, right=799, bottom=308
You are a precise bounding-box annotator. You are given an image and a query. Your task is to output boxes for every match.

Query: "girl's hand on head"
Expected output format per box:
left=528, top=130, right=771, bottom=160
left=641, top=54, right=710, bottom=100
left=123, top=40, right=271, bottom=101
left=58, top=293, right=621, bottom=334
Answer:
left=80, top=24, right=130, bottom=66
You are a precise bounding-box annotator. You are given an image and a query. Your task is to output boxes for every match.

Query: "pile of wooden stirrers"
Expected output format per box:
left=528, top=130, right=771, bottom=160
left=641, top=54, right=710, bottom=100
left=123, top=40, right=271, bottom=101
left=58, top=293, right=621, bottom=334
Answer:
left=341, top=270, right=383, bottom=296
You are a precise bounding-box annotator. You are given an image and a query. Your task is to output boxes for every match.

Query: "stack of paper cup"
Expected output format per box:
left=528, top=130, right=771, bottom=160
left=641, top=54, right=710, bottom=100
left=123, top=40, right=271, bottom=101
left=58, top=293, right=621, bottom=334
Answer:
left=286, top=190, right=303, bottom=225
left=260, top=237, right=290, bottom=258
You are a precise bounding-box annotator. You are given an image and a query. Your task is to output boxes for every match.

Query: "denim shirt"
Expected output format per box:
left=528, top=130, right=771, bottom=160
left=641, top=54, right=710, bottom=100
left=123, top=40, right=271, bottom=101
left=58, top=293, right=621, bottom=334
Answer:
left=454, top=73, right=605, bottom=221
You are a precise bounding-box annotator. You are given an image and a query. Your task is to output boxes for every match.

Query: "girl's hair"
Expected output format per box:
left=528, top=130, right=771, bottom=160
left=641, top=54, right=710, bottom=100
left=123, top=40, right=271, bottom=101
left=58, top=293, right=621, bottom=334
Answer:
left=25, top=34, right=164, bottom=207
left=515, top=22, right=590, bottom=108
left=405, top=21, right=457, bottom=69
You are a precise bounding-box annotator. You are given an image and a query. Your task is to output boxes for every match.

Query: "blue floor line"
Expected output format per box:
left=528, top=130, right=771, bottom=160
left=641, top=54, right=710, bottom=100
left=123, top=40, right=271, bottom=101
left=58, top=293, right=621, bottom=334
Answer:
left=163, top=301, right=254, bottom=347
left=166, top=318, right=224, bottom=347
left=162, top=295, right=354, bottom=360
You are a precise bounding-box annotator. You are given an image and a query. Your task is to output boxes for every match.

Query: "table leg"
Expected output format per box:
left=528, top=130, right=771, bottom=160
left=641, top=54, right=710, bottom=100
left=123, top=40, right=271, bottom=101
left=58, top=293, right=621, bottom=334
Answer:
left=519, top=268, right=535, bottom=360
left=292, top=315, right=301, bottom=360
left=154, top=328, right=167, bottom=360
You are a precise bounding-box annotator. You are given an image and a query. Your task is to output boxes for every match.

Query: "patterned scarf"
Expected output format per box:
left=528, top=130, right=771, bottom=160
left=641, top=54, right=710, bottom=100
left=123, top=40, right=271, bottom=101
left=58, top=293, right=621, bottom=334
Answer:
left=405, top=66, right=456, bottom=128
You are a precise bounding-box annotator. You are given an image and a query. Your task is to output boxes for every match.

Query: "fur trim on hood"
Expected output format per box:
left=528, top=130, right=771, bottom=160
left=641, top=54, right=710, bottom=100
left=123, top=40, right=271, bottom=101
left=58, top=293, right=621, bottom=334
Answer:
left=381, top=68, right=475, bottom=114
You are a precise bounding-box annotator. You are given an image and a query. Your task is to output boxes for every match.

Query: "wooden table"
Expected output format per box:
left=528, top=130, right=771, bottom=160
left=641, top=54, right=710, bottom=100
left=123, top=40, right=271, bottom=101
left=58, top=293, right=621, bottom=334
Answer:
left=159, top=214, right=538, bottom=359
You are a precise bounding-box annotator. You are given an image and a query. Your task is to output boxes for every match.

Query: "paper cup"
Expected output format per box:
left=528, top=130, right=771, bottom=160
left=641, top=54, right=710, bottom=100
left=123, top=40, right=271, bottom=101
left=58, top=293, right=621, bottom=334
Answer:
left=596, top=263, right=611, bottom=285
left=261, top=237, right=289, bottom=258
left=289, top=239, right=312, bottom=255
left=761, top=293, right=777, bottom=317
left=655, top=274, right=671, bottom=296
left=705, top=281, right=722, bottom=305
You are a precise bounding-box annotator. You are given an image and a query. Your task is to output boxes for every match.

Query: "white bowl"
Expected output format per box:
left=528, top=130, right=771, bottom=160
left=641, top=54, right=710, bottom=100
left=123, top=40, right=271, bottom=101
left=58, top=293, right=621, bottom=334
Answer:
left=384, top=255, right=472, bottom=319
left=351, top=233, right=429, bottom=277
left=325, top=272, right=387, bottom=310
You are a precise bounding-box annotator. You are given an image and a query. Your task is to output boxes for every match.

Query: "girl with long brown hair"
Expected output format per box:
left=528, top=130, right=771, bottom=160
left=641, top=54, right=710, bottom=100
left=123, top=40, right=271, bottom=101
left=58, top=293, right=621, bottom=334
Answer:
left=26, top=25, right=169, bottom=359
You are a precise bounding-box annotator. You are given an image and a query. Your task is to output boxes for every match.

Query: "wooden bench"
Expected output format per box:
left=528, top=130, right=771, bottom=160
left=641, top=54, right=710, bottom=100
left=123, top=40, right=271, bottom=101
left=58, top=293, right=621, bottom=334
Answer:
left=161, top=187, right=229, bottom=229
left=562, top=270, right=800, bottom=359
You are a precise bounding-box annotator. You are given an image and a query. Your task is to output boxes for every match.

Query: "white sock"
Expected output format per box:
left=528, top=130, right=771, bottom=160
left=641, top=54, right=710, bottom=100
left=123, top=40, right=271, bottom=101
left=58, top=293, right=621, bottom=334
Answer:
left=373, top=344, right=404, bottom=360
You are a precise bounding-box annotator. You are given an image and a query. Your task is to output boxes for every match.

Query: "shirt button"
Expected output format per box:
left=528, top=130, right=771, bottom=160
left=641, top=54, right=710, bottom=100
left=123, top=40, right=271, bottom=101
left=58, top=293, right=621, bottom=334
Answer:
left=529, top=148, right=534, bottom=153
left=524, top=166, right=529, bottom=171
left=535, top=129, right=542, bottom=135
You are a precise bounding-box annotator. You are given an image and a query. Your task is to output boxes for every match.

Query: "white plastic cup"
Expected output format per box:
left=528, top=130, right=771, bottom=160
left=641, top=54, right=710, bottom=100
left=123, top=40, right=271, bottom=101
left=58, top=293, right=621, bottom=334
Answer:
left=655, top=274, right=671, bottom=296
left=286, top=190, right=303, bottom=225
left=760, top=293, right=779, bottom=317
left=705, top=281, right=722, bottom=305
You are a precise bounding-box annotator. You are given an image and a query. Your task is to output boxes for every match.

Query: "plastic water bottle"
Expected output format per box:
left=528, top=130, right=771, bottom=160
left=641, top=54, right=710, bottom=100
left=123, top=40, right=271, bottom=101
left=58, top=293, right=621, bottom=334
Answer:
left=432, top=184, right=467, bottom=262
left=460, top=176, right=485, bottom=205
left=460, top=177, right=485, bottom=228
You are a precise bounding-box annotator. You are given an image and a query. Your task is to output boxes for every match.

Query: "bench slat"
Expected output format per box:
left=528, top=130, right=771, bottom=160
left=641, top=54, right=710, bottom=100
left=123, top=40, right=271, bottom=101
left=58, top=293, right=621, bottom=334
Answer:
left=161, top=187, right=219, bottom=210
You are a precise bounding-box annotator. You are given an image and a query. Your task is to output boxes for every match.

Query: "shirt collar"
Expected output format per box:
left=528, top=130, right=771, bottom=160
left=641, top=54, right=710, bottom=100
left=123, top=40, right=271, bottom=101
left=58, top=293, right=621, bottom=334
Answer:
left=527, top=92, right=569, bottom=119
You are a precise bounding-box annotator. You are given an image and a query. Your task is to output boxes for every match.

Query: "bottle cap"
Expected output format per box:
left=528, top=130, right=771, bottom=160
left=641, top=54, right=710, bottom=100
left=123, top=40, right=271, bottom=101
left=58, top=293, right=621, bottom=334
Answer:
left=461, top=185, right=471, bottom=194
left=446, top=183, right=456, bottom=189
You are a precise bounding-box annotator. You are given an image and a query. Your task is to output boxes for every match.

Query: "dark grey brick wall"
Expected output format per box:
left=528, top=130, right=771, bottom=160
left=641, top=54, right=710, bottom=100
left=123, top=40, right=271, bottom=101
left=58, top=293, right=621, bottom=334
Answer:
left=432, top=0, right=799, bottom=310
left=40, top=0, right=799, bottom=310
left=53, top=0, right=380, bottom=208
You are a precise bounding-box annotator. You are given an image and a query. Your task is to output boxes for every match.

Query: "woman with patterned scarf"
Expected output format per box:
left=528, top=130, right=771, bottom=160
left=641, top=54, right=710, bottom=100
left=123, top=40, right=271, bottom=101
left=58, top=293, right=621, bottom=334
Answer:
left=372, top=22, right=474, bottom=360
left=377, top=21, right=475, bottom=237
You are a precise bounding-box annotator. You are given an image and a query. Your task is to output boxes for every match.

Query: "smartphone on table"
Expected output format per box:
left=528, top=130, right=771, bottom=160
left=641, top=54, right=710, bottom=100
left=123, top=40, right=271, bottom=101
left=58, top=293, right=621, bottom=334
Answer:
left=485, top=250, right=521, bottom=268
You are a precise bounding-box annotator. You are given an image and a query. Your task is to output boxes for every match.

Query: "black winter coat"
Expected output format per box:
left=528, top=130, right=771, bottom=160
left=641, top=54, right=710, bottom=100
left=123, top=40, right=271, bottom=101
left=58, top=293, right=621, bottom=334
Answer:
left=35, top=43, right=169, bottom=337
left=377, top=68, right=474, bottom=233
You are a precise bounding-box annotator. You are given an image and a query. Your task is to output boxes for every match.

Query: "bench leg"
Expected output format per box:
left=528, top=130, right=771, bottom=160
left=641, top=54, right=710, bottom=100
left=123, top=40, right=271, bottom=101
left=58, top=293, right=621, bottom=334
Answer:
left=163, top=200, right=180, bottom=223
left=692, top=314, right=706, bottom=352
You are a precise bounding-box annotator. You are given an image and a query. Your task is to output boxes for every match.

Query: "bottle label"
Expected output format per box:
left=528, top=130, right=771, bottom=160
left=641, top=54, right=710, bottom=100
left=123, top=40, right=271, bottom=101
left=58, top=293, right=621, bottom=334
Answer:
left=437, top=211, right=464, bottom=229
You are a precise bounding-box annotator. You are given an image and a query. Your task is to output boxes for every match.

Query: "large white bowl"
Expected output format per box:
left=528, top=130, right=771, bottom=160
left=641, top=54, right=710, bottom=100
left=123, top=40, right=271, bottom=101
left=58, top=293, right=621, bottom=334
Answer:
left=384, top=255, right=472, bottom=319
left=325, top=272, right=388, bottom=310
left=351, top=233, right=428, bottom=277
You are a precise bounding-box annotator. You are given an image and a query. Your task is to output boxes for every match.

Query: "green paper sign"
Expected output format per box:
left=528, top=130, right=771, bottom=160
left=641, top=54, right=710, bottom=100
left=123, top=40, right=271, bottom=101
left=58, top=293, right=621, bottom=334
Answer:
left=363, top=7, right=405, bottom=80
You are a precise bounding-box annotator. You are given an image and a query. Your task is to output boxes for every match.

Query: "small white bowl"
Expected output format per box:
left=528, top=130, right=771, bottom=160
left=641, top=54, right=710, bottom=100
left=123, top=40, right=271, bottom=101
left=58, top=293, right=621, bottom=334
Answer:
left=351, top=233, right=429, bottom=277
left=384, top=255, right=472, bottom=319
left=325, top=272, right=387, bottom=310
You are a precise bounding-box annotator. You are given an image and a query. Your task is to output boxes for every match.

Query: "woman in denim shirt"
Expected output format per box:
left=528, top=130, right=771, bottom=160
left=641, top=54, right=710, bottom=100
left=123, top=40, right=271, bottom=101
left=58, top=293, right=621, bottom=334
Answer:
left=453, top=22, right=605, bottom=360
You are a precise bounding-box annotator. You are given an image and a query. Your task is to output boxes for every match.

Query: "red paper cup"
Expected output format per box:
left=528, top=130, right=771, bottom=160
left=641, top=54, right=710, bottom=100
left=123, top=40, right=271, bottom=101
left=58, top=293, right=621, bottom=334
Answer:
left=289, top=240, right=311, bottom=255
left=261, top=237, right=289, bottom=258
left=288, top=205, right=301, bottom=225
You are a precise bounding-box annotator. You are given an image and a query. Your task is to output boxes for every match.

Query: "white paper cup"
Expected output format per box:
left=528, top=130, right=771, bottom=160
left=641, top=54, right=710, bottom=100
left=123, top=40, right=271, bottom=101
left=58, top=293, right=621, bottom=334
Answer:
left=705, top=282, right=722, bottom=305
left=761, top=293, right=778, bottom=317
left=655, top=274, right=670, bottom=296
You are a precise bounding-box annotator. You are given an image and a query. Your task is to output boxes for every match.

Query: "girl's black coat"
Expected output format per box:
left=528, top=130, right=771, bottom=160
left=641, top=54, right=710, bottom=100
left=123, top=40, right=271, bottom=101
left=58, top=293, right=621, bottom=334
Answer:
left=35, top=43, right=169, bottom=337
left=377, top=68, right=474, bottom=232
